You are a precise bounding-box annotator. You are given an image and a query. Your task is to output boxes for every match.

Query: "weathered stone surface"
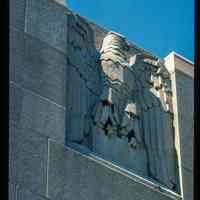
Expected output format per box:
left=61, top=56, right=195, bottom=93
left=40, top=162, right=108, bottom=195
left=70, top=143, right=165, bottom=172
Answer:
left=9, top=123, right=48, bottom=195
left=93, top=133, right=148, bottom=177
left=47, top=140, right=81, bottom=200
left=85, top=31, right=179, bottom=191
left=66, top=64, right=99, bottom=144
left=10, top=28, right=67, bottom=107
left=9, top=182, right=18, bottom=200
left=10, top=83, right=66, bottom=143
left=164, top=53, right=194, bottom=199
left=9, top=82, right=24, bottom=126
left=182, top=168, right=193, bottom=200
left=89, top=22, right=108, bottom=50
left=180, top=138, right=193, bottom=171
left=18, top=188, right=48, bottom=200
left=67, top=13, right=101, bottom=92
left=25, top=0, right=68, bottom=53
left=176, top=72, right=193, bottom=171
left=175, top=71, right=193, bottom=199
left=10, top=0, right=26, bottom=30
left=9, top=1, right=192, bottom=199
left=48, top=140, right=179, bottom=200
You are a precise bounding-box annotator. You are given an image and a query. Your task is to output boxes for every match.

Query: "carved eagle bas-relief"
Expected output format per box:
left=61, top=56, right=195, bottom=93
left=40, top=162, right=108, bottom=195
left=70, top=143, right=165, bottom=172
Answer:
left=91, top=31, right=179, bottom=191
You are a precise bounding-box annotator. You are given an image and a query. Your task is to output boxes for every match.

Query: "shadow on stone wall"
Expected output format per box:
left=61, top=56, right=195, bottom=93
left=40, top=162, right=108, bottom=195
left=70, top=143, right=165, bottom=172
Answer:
left=65, top=14, right=180, bottom=193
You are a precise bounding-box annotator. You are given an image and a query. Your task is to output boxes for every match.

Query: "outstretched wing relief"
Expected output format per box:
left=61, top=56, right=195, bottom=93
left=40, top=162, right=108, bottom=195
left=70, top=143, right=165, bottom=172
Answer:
left=91, top=32, right=179, bottom=191
left=67, top=27, right=180, bottom=191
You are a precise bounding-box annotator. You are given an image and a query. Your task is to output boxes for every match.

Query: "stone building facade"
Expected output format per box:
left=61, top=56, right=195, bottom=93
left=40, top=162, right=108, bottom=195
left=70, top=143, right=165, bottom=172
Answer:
left=9, top=0, right=193, bottom=200
left=165, top=52, right=194, bottom=200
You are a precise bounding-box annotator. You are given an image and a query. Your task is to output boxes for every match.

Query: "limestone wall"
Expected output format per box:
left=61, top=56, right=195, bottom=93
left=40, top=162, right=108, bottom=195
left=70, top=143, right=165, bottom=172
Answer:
left=165, top=53, right=194, bottom=200
left=9, top=0, right=183, bottom=200
left=175, top=70, right=193, bottom=200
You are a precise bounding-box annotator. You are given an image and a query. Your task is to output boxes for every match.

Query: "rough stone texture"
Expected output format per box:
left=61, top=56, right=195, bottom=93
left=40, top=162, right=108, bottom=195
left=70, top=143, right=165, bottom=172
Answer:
left=25, top=0, right=69, bottom=53
left=175, top=71, right=193, bottom=171
left=48, top=140, right=178, bottom=200
left=9, top=83, right=24, bottom=126
left=67, top=13, right=101, bottom=92
left=10, top=82, right=66, bottom=144
left=89, top=22, right=108, bottom=50
left=164, top=53, right=193, bottom=200
left=65, top=13, right=102, bottom=144
left=10, top=0, right=26, bottom=30
left=9, top=181, right=51, bottom=200
left=66, top=64, right=99, bottom=143
left=9, top=0, right=192, bottom=199
left=93, top=133, right=148, bottom=177
left=88, top=31, right=178, bottom=190
left=10, top=28, right=68, bottom=107
left=175, top=70, right=193, bottom=200
left=18, top=187, right=48, bottom=200
left=181, top=168, right=193, bottom=200
left=9, top=182, right=18, bottom=200
left=9, top=123, right=48, bottom=195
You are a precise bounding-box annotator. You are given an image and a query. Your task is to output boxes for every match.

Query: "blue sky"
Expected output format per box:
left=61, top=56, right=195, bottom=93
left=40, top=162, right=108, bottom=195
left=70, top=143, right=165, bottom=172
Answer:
left=66, top=0, right=194, bottom=62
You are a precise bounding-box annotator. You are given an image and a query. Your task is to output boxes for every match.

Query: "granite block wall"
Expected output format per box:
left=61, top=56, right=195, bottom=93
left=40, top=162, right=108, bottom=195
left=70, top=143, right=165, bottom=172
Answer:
left=47, top=139, right=180, bottom=200
left=10, top=28, right=68, bottom=107
left=25, top=0, right=68, bottom=53
left=10, top=0, right=26, bottom=31
left=10, top=1, right=69, bottom=199
left=9, top=0, right=188, bottom=200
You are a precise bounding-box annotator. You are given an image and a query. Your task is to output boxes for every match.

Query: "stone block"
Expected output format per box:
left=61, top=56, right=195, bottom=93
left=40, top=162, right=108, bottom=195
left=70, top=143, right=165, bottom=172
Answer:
left=25, top=0, right=68, bottom=53
left=9, top=83, right=24, bottom=125
left=67, top=49, right=100, bottom=90
left=180, top=137, right=193, bottom=171
left=18, top=188, right=47, bottom=200
left=175, top=70, right=193, bottom=199
left=89, top=22, right=108, bottom=50
left=67, top=14, right=101, bottom=90
left=182, top=168, right=193, bottom=200
left=10, top=0, right=26, bottom=30
left=10, top=28, right=67, bottom=107
left=9, top=182, right=17, bottom=200
left=47, top=140, right=81, bottom=200
left=175, top=72, right=193, bottom=172
left=93, top=133, right=148, bottom=177
left=10, top=83, right=66, bottom=143
left=9, top=124, right=48, bottom=195
left=48, top=140, right=177, bottom=200
left=66, top=65, right=100, bottom=143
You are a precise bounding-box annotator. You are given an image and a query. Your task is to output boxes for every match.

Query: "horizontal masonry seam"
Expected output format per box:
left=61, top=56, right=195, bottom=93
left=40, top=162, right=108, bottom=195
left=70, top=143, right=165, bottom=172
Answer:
left=9, top=120, right=55, bottom=144
left=10, top=81, right=66, bottom=110
left=11, top=26, right=68, bottom=57
left=51, top=140, right=182, bottom=200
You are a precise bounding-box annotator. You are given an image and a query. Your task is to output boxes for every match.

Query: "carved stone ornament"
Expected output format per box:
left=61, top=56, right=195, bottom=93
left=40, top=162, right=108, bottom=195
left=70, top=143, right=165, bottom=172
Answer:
left=90, top=31, right=178, bottom=191
left=92, top=31, right=143, bottom=148
left=64, top=11, right=179, bottom=192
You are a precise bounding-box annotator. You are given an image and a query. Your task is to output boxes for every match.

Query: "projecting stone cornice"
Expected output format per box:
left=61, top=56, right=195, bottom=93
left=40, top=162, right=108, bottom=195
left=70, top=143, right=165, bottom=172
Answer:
left=164, top=51, right=194, bottom=78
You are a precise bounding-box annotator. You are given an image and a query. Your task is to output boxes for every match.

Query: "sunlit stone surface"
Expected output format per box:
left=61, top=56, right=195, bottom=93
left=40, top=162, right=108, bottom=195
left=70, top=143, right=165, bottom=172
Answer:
left=9, top=1, right=193, bottom=200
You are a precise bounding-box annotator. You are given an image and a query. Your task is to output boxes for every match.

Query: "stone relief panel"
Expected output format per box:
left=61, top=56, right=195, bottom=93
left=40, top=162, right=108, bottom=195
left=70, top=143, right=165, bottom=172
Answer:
left=66, top=13, right=101, bottom=148
left=66, top=23, right=179, bottom=192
